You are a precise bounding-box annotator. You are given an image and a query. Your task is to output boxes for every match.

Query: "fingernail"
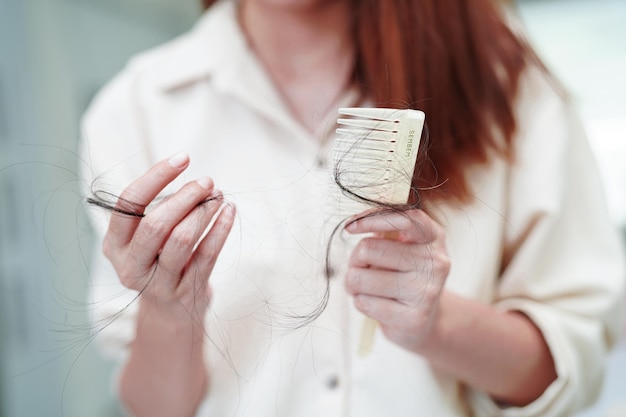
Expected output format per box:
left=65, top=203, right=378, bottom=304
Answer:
left=196, top=176, right=212, bottom=190
left=345, top=219, right=357, bottom=232
left=168, top=152, right=189, bottom=168
left=225, top=203, right=236, bottom=215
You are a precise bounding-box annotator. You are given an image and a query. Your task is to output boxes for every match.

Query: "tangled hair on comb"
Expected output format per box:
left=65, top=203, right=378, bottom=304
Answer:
left=324, top=117, right=432, bottom=271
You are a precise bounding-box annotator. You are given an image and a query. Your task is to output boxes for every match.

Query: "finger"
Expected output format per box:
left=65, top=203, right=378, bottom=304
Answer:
left=349, top=237, right=435, bottom=271
left=126, top=177, right=216, bottom=272
left=354, top=293, right=436, bottom=339
left=181, top=203, right=236, bottom=291
left=345, top=209, right=438, bottom=243
left=108, top=152, right=191, bottom=246
left=353, top=294, right=408, bottom=323
left=156, top=191, right=224, bottom=283
left=345, top=267, right=426, bottom=301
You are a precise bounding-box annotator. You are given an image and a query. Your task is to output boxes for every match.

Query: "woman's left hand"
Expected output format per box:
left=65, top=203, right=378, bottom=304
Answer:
left=344, top=208, right=450, bottom=352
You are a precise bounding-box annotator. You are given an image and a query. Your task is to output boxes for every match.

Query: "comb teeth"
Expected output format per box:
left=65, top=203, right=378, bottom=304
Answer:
left=339, top=107, right=404, bottom=121
left=337, top=118, right=399, bottom=132
left=333, top=107, right=425, bottom=206
left=336, top=128, right=396, bottom=142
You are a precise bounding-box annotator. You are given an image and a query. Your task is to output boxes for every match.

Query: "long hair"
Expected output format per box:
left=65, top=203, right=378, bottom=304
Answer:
left=201, top=0, right=544, bottom=203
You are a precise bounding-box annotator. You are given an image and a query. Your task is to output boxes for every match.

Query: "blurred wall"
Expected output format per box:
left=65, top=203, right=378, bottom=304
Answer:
left=0, top=1, right=200, bottom=416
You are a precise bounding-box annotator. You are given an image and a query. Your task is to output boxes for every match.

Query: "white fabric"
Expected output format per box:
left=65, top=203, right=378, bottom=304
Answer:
left=80, top=1, right=625, bottom=416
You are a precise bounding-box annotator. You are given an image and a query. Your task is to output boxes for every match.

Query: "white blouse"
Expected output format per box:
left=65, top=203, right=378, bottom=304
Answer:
left=80, top=2, right=625, bottom=416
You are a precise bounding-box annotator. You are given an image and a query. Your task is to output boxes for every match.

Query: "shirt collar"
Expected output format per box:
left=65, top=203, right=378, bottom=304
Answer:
left=151, top=0, right=353, bottom=145
left=153, top=1, right=312, bottom=137
left=153, top=0, right=245, bottom=92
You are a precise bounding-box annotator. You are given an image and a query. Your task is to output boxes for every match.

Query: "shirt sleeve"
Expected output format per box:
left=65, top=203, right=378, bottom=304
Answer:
left=467, top=70, right=626, bottom=416
left=79, top=62, right=154, bottom=358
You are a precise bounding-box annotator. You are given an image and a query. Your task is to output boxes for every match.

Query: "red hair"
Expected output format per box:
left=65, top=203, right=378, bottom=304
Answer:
left=201, top=0, right=544, bottom=203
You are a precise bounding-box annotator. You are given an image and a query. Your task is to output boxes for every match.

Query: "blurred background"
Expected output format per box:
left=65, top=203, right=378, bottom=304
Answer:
left=0, top=0, right=624, bottom=416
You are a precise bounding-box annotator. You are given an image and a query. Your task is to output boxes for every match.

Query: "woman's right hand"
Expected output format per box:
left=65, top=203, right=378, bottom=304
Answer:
left=103, top=152, right=235, bottom=322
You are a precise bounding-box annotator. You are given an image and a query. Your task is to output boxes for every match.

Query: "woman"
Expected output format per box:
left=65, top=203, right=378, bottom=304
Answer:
left=81, top=0, right=625, bottom=416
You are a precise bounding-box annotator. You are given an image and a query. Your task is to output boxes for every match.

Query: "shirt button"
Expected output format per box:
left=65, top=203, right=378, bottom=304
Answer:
left=324, top=374, right=340, bottom=390
left=315, top=157, right=326, bottom=168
